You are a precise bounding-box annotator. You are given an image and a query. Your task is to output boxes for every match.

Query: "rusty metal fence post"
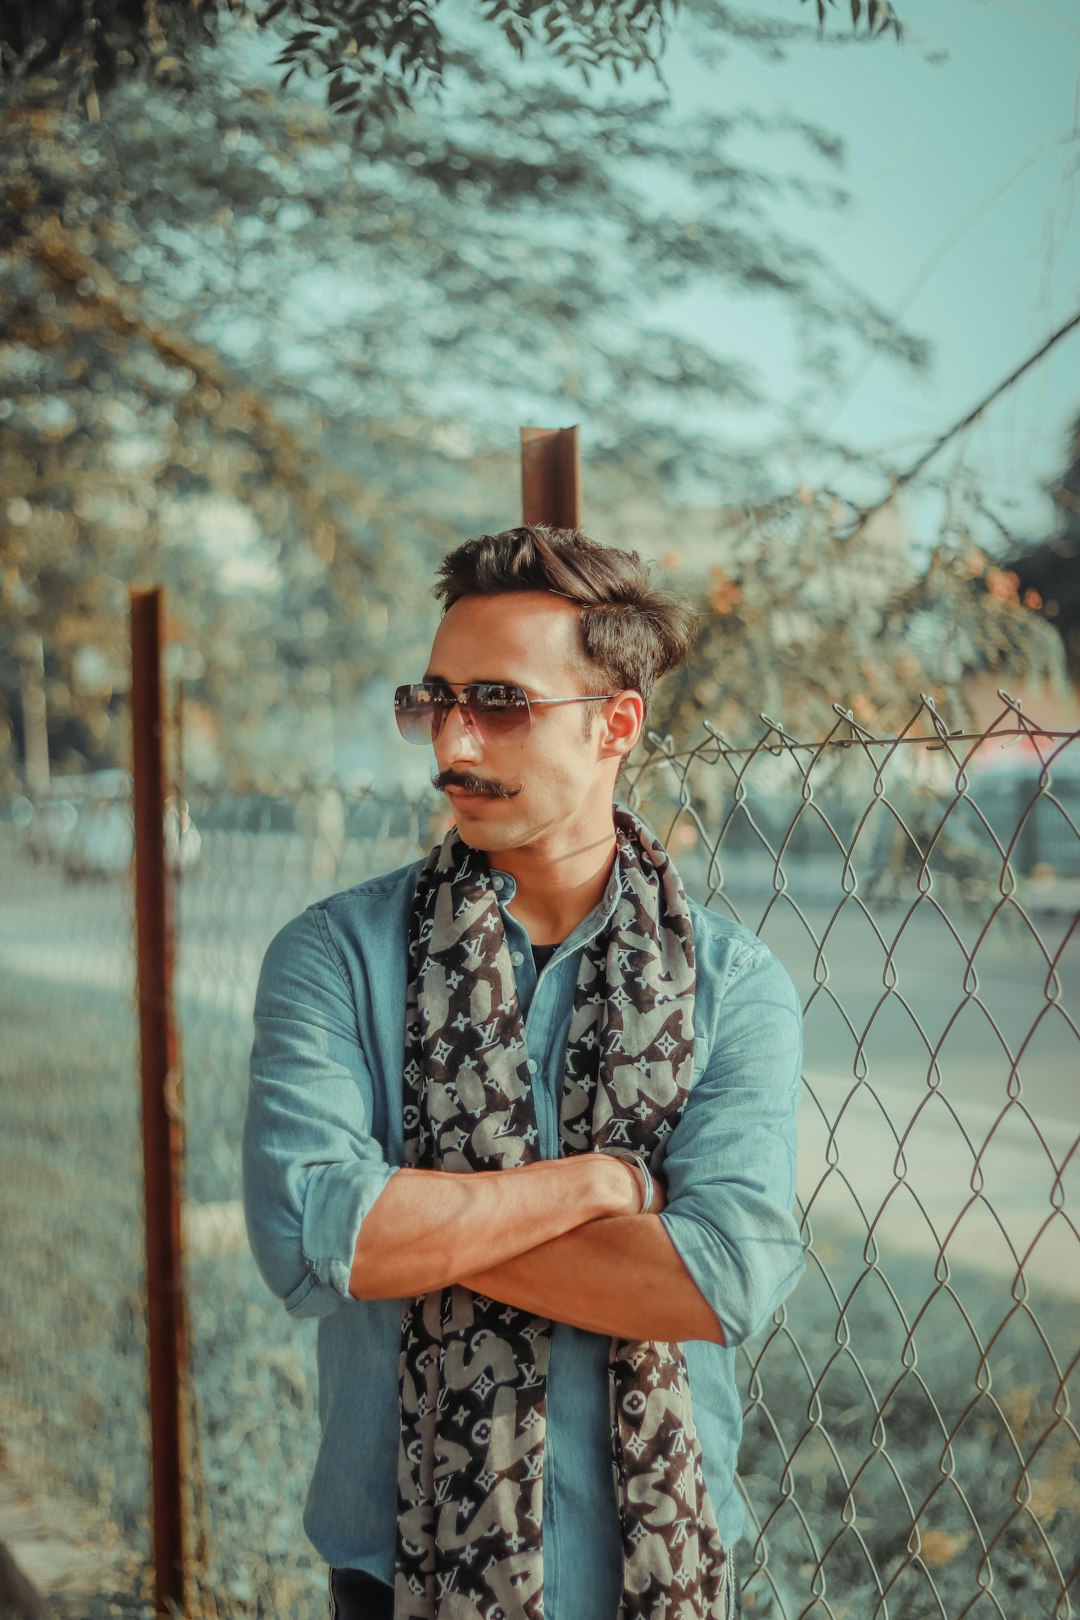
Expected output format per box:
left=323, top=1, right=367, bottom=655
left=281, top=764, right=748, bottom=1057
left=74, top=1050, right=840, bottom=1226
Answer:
left=521, top=425, right=581, bottom=527
left=130, top=585, right=186, bottom=1619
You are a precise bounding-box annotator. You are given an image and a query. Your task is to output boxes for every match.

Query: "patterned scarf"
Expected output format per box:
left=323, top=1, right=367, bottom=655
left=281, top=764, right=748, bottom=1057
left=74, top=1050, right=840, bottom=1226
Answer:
left=394, top=807, right=731, bottom=1620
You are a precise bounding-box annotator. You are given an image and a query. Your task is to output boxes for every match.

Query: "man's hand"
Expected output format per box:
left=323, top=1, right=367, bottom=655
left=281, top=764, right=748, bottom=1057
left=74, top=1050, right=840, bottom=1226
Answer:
left=351, top=1153, right=644, bottom=1301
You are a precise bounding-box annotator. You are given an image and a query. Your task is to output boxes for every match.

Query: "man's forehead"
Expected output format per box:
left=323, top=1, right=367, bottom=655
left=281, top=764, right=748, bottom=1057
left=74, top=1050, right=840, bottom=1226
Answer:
left=426, top=591, right=583, bottom=679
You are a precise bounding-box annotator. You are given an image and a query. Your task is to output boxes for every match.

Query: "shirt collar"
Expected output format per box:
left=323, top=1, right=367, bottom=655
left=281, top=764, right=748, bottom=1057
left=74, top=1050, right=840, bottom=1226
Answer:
left=489, top=853, right=622, bottom=955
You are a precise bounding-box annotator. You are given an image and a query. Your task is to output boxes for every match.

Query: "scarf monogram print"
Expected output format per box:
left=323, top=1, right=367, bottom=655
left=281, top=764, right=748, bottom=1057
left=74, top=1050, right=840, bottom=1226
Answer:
left=394, top=808, right=731, bottom=1620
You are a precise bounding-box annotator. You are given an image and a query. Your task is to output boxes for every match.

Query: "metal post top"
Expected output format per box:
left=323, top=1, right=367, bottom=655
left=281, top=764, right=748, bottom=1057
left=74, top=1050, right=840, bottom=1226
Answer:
left=520, top=425, right=581, bottom=530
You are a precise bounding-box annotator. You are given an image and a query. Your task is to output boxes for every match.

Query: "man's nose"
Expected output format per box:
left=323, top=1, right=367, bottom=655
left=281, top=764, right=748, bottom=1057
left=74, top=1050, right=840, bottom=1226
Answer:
left=434, top=701, right=483, bottom=764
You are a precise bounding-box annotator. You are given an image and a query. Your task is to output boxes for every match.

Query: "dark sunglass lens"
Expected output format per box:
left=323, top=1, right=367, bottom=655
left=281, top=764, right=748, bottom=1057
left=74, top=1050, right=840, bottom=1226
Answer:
left=469, top=684, right=530, bottom=734
left=395, top=682, right=530, bottom=744
left=394, top=684, right=446, bottom=745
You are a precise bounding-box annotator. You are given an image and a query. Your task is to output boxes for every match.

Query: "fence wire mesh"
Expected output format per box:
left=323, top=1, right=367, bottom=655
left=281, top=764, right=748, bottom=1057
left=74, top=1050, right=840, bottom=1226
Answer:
left=623, top=694, right=1078, bottom=1620
left=1, top=691, right=1076, bottom=1620
left=0, top=773, right=152, bottom=1611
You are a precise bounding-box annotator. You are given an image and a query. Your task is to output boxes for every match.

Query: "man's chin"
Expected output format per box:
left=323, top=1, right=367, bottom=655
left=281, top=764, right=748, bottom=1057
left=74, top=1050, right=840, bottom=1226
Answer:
left=449, top=803, right=520, bottom=852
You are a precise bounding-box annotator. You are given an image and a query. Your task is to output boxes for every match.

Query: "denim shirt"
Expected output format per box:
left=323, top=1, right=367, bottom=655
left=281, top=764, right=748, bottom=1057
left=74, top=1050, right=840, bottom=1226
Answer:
left=242, top=850, right=804, bottom=1618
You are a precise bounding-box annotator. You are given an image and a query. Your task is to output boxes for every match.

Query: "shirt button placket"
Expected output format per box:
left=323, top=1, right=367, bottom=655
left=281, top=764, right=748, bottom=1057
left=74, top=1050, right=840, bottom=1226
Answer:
left=526, top=976, right=562, bottom=1160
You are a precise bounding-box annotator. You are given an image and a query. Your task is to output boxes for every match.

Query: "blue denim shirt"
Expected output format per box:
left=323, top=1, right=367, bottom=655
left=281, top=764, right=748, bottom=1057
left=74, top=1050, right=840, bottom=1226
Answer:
left=242, top=850, right=804, bottom=1618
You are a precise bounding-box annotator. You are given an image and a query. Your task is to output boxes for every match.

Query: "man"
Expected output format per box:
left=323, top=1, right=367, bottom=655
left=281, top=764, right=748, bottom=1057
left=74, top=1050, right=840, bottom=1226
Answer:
left=242, top=526, right=804, bottom=1620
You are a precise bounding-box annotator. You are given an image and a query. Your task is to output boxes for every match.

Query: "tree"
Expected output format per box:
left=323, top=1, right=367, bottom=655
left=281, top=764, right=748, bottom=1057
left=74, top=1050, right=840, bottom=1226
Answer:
left=2, top=0, right=1057, bottom=799
left=0, top=3, right=926, bottom=790
left=0, top=0, right=903, bottom=135
left=651, top=487, right=1065, bottom=750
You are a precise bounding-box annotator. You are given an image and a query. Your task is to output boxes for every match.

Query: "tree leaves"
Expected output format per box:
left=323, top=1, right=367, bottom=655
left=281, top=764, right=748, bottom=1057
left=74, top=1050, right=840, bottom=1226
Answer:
left=0, top=0, right=906, bottom=137
left=802, top=0, right=903, bottom=41
left=1, top=1, right=955, bottom=789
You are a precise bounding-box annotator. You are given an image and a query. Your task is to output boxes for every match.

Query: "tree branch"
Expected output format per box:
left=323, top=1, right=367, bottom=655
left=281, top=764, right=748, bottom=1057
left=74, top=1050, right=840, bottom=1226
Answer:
left=838, top=306, right=1080, bottom=543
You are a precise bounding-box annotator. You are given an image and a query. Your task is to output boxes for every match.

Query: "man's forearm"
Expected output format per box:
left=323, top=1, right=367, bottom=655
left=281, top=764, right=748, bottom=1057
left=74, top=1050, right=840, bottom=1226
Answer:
left=349, top=1155, right=640, bottom=1300
left=460, top=1215, right=726, bottom=1345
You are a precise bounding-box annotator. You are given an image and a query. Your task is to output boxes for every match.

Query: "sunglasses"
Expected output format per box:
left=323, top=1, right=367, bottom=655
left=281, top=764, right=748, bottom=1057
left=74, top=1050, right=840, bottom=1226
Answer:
left=394, top=681, right=614, bottom=746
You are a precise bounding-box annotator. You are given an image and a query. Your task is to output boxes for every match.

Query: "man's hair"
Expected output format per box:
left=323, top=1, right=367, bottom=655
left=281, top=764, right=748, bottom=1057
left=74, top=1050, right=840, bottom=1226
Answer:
left=433, top=526, right=697, bottom=721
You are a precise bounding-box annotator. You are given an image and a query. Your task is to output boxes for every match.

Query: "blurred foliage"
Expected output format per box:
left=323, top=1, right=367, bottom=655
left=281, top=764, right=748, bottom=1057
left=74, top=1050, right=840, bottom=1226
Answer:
left=1009, top=410, right=1080, bottom=683
left=651, top=489, right=1066, bottom=750
left=0, top=0, right=903, bottom=136
left=0, top=7, right=928, bottom=786
left=0, top=6, right=1060, bottom=794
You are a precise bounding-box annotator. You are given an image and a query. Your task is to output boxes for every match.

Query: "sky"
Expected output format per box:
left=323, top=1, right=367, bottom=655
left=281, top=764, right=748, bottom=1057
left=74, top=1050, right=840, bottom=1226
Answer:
left=660, top=0, right=1080, bottom=547
left=200, top=0, right=1078, bottom=561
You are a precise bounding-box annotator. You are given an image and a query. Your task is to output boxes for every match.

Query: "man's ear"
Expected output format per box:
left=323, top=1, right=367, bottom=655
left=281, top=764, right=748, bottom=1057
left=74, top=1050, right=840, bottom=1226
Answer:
left=600, top=690, right=644, bottom=760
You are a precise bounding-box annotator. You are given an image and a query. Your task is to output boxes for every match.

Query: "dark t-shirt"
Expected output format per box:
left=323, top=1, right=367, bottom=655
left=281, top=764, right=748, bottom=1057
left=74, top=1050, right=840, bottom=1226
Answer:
left=330, top=1564, right=393, bottom=1612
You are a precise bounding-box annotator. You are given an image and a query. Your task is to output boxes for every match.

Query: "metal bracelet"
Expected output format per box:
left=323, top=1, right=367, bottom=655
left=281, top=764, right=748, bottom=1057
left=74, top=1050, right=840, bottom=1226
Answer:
left=598, top=1146, right=654, bottom=1215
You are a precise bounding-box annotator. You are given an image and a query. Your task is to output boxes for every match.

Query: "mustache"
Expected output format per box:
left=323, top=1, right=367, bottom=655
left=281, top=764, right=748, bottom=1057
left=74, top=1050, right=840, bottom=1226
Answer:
left=432, top=769, right=521, bottom=800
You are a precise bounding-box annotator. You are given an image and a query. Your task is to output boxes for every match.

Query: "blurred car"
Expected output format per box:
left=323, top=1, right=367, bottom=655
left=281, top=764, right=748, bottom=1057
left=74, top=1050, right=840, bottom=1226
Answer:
left=19, top=794, right=79, bottom=864
left=63, top=793, right=202, bottom=879
left=18, top=772, right=201, bottom=878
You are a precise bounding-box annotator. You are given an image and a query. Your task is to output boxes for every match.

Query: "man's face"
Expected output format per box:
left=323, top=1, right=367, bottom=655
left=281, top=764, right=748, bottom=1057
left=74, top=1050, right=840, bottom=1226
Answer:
left=423, top=591, right=625, bottom=855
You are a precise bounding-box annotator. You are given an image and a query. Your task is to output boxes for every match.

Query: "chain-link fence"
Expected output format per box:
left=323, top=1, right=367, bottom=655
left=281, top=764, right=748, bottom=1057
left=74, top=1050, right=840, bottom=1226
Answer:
left=624, top=695, right=1079, bottom=1620
left=2, top=693, right=1076, bottom=1619
left=1, top=770, right=152, bottom=1611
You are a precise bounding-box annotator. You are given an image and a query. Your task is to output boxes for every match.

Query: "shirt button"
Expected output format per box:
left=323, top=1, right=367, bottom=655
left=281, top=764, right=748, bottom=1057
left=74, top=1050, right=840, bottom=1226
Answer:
left=492, top=875, right=504, bottom=891
left=526, top=1058, right=538, bottom=1075
left=510, top=950, right=524, bottom=966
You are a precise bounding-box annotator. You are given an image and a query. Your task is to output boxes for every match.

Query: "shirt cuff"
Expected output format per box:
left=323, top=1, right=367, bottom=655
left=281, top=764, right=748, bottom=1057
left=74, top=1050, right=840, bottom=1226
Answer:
left=283, top=1160, right=400, bottom=1319
left=659, top=1204, right=806, bottom=1349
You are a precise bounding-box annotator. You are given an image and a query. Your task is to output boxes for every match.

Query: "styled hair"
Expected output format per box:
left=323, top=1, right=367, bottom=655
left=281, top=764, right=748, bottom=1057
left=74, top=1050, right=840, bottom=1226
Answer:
left=433, top=526, right=697, bottom=719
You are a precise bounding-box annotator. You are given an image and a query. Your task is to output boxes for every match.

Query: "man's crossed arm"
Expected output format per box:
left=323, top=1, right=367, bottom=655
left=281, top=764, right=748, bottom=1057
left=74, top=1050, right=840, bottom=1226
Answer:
left=349, top=1158, right=725, bottom=1345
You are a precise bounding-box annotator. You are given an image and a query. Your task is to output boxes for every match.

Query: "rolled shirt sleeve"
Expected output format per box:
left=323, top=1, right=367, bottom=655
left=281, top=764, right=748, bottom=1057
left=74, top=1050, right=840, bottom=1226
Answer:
left=658, top=936, right=804, bottom=1348
left=242, top=906, right=399, bottom=1319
